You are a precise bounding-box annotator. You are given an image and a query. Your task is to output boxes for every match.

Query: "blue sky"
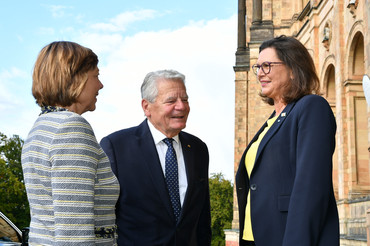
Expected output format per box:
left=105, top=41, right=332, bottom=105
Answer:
left=1, top=0, right=237, bottom=180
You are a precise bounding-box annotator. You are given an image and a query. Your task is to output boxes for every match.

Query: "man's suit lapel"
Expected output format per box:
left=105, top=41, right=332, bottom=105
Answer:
left=253, top=102, right=296, bottom=175
left=177, top=132, right=195, bottom=221
left=136, top=120, right=174, bottom=219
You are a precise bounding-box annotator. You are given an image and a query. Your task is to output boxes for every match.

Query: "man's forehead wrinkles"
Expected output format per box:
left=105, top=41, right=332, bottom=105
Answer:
left=165, top=94, right=188, bottom=99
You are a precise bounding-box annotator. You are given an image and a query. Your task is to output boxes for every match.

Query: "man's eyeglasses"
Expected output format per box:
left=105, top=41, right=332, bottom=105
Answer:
left=252, top=61, right=284, bottom=75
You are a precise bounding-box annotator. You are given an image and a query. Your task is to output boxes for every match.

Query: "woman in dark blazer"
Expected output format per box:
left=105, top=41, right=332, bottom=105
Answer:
left=235, top=35, right=339, bottom=246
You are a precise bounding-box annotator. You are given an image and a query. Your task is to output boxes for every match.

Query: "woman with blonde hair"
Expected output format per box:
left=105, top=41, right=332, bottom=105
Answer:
left=22, top=41, right=119, bottom=245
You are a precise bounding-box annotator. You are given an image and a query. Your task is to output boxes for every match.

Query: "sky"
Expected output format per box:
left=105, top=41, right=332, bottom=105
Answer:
left=0, top=0, right=237, bottom=181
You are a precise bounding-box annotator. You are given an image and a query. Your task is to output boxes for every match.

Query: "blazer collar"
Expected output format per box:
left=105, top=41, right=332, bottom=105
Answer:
left=175, top=133, right=191, bottom=220
left=136, top=120, right=175, bottom=220
left=251, top=102, right=296, bottom=175
left=136, top=120, right=191, bottom=224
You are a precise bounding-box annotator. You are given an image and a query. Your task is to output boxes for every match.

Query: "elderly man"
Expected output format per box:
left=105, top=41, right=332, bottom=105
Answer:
left=100, top=69, right=211, bottom=246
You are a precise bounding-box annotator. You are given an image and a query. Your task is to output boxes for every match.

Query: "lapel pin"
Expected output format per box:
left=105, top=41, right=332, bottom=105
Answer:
left=187, top=144, right=191, bottom=148
left=281, top=112, right=286, bottom=117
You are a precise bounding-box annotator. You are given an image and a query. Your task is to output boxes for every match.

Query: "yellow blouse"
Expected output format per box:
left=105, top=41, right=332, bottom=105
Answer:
left=243, top=116, right=278, bottom=241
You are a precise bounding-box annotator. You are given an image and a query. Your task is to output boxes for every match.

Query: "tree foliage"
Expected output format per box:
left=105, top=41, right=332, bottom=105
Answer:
left=0, top=132, right=30, bottom=229
left=209, top=172, right=233, bottom=246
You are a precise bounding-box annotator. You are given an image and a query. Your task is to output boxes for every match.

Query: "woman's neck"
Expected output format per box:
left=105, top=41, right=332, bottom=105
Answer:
left=274, top=101, right=287, bottom=116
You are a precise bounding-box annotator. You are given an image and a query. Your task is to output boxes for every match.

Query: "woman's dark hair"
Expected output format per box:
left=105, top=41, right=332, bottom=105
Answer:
left=259, top=35, right=320, bottom=105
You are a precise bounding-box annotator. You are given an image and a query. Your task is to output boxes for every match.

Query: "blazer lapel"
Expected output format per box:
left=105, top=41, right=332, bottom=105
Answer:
left=177, top=132, right=195, bottom=221
left=253, top=102, right=296, bottom=174
left=137, top=120, right=174, bottom=219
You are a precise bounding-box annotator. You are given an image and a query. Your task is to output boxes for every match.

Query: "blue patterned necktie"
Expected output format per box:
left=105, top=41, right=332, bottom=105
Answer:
left=163, top=138, right=181, bottom=221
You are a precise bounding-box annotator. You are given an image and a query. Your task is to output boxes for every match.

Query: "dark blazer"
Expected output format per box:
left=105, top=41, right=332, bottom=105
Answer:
left=236, top=95, right=339, bottom=246
left=100, top=119, right=211, bottom=246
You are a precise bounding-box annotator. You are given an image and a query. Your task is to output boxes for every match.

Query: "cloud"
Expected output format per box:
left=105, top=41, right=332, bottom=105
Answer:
left=37, top=27, right=55, bottom=35
left=0, top=67, right=37, bottom=138
left=91, top=9, right=160, bottom=32
left=1, top=12, right=237, bottom=181
left=0, top=67, right=27, bottom=80
left=16, top=35, right=24, bottom=43
left=77, top=14, right=237, bottom=180
left=0, top=67, right=29, bottom=106
left=46, top=5, right=73, bottom=18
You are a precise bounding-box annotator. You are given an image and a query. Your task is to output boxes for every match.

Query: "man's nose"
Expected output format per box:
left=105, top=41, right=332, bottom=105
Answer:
left=175, top=99, right=186, bottom=109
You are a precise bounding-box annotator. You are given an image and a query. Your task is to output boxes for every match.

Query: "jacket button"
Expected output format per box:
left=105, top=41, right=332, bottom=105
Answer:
left=250, top=184, right=257, bottom=190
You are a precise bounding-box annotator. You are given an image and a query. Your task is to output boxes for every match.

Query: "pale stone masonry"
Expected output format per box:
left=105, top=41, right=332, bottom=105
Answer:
left=227, top=0, right=370, bottom=245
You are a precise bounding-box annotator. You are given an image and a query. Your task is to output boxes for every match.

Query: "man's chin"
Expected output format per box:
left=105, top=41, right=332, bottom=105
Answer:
left=171, top=123, right=186, bottom=131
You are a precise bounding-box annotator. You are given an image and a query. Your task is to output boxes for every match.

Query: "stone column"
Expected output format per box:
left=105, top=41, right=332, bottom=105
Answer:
left=367, top=208, right=370, bottom=246
left=237, top=0, right=246, bottom=53
left=226, top=0, right=250, bottom=244
left=252, top=0, right=262, bottom=24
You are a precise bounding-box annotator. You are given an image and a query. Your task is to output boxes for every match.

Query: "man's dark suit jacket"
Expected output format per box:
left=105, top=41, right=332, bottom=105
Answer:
left=236, top=95, right=339, bottom=246
left=100, top=119, right=211, bottom=246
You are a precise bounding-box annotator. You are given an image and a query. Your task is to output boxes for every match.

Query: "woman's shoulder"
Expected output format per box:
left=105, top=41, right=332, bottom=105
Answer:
left=60, top=110, right=89, bottom=122
left=37, top=111, right=95, bottom=138
left=296, top=94, right=331, bottom=108
left=293, top=94, right=335, bottom=120
left=42, top=111, right=91, bottom=127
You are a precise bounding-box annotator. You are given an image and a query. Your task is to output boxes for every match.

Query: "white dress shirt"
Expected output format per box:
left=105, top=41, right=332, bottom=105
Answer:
left=147, top=120, right=188, bottom=206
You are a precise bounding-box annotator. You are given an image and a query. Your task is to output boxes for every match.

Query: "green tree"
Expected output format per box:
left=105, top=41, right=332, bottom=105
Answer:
left=209, top=173, right=233, bottom=246
left=0, top=132, right=30, bottom=229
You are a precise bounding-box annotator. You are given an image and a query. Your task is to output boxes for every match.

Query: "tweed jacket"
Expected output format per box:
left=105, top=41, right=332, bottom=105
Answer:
left=22, top=110, right=120, bottom=246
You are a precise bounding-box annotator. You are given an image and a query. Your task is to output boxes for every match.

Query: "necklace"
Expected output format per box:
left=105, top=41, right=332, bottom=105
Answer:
left=39, top=106, right=68, bottom=115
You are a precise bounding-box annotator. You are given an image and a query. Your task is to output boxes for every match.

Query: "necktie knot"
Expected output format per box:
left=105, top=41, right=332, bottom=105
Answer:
left=163, top=138, right=174, bottom=147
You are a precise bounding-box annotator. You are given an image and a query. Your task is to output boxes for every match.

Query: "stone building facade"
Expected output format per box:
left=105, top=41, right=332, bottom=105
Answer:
left=226, top=0, right=370, bottom=245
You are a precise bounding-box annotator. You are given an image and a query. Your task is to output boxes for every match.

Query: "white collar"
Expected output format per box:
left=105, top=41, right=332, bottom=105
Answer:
left=147, top=120, right=179, bottom=145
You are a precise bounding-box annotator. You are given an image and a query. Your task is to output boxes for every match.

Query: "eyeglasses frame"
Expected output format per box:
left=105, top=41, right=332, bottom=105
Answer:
left=252, top=61, right=285, bottom=75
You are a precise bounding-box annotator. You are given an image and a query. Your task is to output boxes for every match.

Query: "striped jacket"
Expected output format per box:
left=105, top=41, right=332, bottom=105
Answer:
left=22, top=110, right=120, bottom=246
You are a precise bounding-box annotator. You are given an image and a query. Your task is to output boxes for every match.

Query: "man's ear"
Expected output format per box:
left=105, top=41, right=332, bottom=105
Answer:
left=142, top=99, right=151, bottom=117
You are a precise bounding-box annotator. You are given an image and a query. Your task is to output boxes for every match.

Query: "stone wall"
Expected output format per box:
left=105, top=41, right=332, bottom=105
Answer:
left=229, top=0, right=370, bottom=245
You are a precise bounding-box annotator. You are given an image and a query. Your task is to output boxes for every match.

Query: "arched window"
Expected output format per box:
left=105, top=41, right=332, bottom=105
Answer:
left=349, top=32, right=364, bottom=79
left=325, top=64, right=336, bottom=107
left=346, top=32, right=368, bottom=189
left=324, top=64, right=338, bottom=198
